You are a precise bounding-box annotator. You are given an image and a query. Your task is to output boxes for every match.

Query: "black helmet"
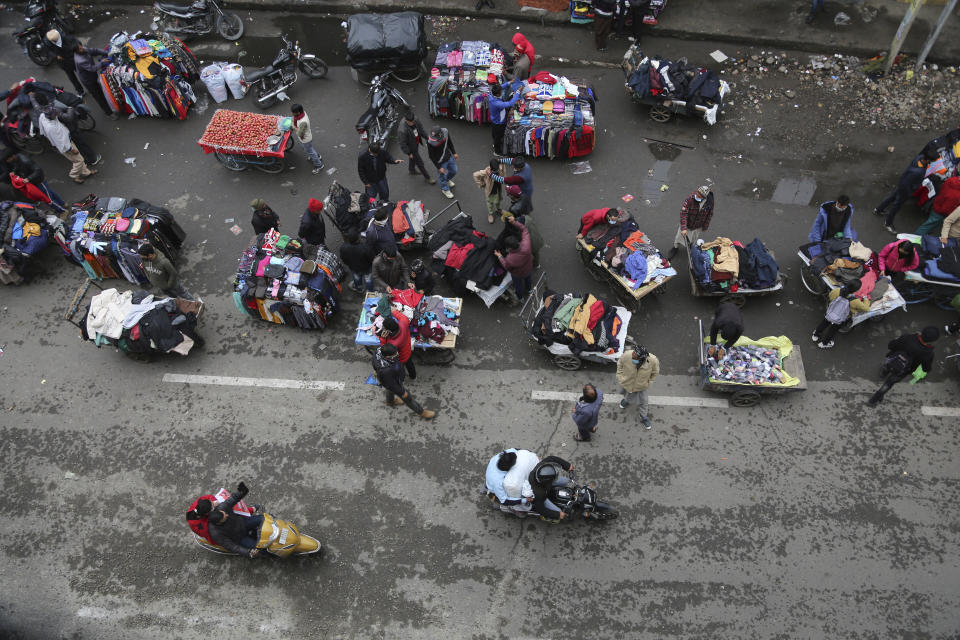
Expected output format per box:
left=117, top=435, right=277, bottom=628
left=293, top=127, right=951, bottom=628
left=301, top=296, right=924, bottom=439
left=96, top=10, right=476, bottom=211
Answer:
left=534, top=462, right=559, bottom=485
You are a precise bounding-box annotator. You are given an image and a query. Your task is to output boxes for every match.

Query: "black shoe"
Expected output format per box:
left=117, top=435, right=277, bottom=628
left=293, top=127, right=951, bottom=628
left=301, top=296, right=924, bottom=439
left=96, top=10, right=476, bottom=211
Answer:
left=873, top=207, right=884, bottom=216
left=885, top=224, right=897, bottom=235
left=475, top=0, right=483, bottom=9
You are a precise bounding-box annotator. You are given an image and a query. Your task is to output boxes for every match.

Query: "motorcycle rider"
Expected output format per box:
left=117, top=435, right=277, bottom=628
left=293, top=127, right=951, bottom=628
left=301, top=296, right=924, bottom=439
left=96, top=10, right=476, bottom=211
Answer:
left=207, top=482, right=264, bottom=558
left=528, top=457, right=575, bottom=521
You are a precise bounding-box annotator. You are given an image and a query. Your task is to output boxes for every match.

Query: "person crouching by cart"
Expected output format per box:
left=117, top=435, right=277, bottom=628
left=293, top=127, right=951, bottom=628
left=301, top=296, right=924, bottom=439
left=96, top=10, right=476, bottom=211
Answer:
left=494, top=216, right=534, bottom=304
left=811, top=279, right=866, bottom=349
left=373, top=344, right=435, bottom=419
left=409, top=259, right=438, bottom=295
left=139, top=243, right=193, bottom=300
left=372, top=245, right=410, bottom=293
left=707, top=301, right=743, bottom=360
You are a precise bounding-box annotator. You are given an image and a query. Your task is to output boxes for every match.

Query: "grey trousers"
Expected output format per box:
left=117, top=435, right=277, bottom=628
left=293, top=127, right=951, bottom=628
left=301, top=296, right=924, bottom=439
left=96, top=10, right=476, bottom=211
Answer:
left=621, top=388, right=649, bottom=419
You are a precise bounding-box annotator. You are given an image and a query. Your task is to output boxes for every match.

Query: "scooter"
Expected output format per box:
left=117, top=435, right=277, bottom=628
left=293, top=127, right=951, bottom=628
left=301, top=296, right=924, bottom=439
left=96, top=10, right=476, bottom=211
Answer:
left=151, top=0, right=244, bottom=42
left=487, top=471, right=619, bottom=521
left=245, top=36, right=328, bottom=109
left=355, top=73, right=409, bottom=148
left=13, top=0, right=69, bottom=66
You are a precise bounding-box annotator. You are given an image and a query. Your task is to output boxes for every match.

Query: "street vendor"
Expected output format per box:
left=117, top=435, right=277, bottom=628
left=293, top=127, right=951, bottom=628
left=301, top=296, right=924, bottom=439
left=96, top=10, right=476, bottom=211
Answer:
left=250, top=199, right=280, bottom=234
left=577, top=207, right=620, bottom=238
left=707, top=301, right=744, bottom=359
left=808, top=195, right=857, bottom=244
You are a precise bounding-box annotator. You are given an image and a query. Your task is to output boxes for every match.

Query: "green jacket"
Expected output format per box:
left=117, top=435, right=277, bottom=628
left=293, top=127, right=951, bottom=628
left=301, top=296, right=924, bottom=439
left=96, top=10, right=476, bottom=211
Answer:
left=142, top=253, right=178, bottom=291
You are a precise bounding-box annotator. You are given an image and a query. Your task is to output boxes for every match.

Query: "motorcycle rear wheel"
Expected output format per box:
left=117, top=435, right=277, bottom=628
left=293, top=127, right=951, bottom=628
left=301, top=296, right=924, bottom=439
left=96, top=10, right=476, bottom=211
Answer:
left=301, top=58, right=328, bottom=79
left=26, top=36, right=55, bottom=66
left=216, top=13, right=244, bottom=41
left=589, top=502, right=619, bottom=520
left=256, top=81, right=278, bottom=110
left=9, top=131, right=44, bottom=155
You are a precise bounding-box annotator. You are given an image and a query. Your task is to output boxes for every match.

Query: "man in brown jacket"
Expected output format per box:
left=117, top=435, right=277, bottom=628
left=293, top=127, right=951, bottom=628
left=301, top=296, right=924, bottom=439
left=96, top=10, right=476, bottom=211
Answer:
left=473, top=158, right=503, bottom=224
left=616, top=344, right=659, bottom=429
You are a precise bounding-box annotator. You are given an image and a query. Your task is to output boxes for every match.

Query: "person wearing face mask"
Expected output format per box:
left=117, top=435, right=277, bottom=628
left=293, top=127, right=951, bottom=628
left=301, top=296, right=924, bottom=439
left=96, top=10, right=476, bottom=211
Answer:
left=616, top=344, right=659, bottom=429
left=666, top=185, right=713, bottom=262
left=808, top=195, right=858, bottom=244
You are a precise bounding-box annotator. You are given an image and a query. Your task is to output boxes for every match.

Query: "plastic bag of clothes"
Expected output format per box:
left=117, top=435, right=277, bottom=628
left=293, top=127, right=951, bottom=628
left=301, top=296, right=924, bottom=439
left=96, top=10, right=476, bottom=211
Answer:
left=703, top=335, right=800, bottom=387
left=346, top=12, right=426, bottom=70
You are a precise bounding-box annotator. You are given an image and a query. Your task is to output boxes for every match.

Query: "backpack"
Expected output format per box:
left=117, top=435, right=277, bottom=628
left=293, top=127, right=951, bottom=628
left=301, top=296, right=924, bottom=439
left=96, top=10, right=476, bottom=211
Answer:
left=825, top=295, right=851, bottom=324
left=882, top=352, right=911, bottom=378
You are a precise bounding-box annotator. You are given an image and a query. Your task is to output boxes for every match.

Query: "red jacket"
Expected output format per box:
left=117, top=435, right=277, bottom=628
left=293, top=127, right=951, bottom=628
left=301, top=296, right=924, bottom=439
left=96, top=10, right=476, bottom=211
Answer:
left=933, top=176, right=960, bottom=215
left=512, top=33, right=535, bottom=73
left=579, top=208, right=611, bottom=235
left=380, top=312, right=412, bottom=362
left=186, top=494, right=217, bottom=543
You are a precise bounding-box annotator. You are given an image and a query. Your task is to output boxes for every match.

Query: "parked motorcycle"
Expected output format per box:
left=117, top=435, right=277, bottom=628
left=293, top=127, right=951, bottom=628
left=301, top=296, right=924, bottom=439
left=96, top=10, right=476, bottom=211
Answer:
left=151, top=0, right=244, bottom=42
left=1, top=79, right=95, bottom=155
left=355, top=73, right=409, bottom=148
left=13, top=0, right=70, bottom=67
left=245, top=36, right=328, bottom=109
left=487, top=471, right=619, bottom=521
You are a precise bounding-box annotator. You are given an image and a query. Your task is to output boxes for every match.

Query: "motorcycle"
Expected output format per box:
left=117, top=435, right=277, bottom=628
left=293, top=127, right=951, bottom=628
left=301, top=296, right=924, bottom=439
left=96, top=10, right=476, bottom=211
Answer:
left=13, top=0, right=69, bottom=67
left=487, top=471, right=619, bottom=522
left=151, top=0, right=244, bottom=42
left=355, top=73, right=409, bottom=148
left=1, top=79, right=95, bottom=155
left=245, top=36, right=328, bottom=110
left=190, top=488, right=323, bottom=559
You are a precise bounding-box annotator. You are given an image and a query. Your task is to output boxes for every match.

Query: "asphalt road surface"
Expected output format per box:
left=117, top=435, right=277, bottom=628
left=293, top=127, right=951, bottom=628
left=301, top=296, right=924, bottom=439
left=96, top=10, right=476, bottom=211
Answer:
left=1, top=8, right=958, bottom=640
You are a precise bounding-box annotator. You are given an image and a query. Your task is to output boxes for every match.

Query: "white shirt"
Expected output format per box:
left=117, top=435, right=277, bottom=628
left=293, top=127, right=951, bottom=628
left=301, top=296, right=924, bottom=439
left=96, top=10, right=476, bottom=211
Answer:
left=38, top=113, right=72, bottom=154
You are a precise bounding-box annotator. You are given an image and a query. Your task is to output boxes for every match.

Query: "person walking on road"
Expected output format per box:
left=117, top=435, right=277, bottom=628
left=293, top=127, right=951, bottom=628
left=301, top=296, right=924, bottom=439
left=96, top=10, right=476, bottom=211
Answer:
left=250, top=199, right=280, bottom=234
left=358, top=142, right=401, bottom=202
left=427, top=126, right=458, bottom=199
left=867, top=326, right=939, bottom=406
left=340, top=229, right=374, bottom=293
left=297, top=198, right=326, bottom=246
left=666, top=185, right=714, bottom=261
left=592, top=0, right=617, bottom=52
left=373, top=344, right=435, bottom=419
left=473, top=158, right=503, bottom=224
left=44, top=29, right=84, bottom=96
left=36, top=101, right=95, bottom=184
left=616, top=345, right=658, bottom=429
left=290, top=103, right=324, bottom=174
left=572, top=384, right=603, bottom=442
left=488, top=84, right=522, bottom=155
left=874, top=154, right=928, bottom=234
left=398, top=110, right=435, bottom=184
left=35, top=93, right=100, bottom=167
left=139, top=243, right=193, bottom=299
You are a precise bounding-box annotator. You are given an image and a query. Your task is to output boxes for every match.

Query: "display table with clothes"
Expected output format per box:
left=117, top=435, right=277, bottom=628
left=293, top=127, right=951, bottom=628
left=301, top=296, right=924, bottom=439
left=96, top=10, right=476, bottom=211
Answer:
left=798, top=237, right=907, bottom=327
left=356, top=291, right=462, bottom=364
left=427, top=213, right=512, bottom=307
left=426, top=39, right=511, bottom=124
left=74, top=285, right=203, bottom=357
left=688, top=236, right=783, bottom=298
left=321, top=181, right=434, bottom=250
left=57, top=194, right=185, bottom=284
left=621, top=44, right=729, bottom=125
left=233, top=229, right=344, bottom=331
left=97, top=31, right=199, bottom=119
left=522, top=276, right=634, bottom=370
left=570, top=0, right=667, bottom=25
left=0, top=201, right=67, bottom=285
left=576, top=211, right=676, bottom=311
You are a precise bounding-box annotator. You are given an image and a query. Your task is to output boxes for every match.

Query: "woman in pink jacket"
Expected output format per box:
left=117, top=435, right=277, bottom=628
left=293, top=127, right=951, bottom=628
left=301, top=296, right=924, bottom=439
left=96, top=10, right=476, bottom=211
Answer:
left=878, top=239, right=919, bottom=275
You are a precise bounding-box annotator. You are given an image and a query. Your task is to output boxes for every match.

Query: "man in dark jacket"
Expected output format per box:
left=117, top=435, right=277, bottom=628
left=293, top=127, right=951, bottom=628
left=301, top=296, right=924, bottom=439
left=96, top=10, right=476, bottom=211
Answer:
left=427, top=126, right=459, bottom=199
left=528, top=456, right=574, bottom=520
left=44, top=29, right=84, bottom=95
left=409, top=259, right=437, bottom=295
left=365, top=206, right=397, bottom=256
left=73, top=42, right=116, bottom=118
left=371, top=246, right=410, bottom=292
left=340, top=229, right=373, bottom=292
left=874, top=154, right=929, bottom=233
left=372, top=344, right=435, bottom=419
left=139, top=243, right=192, bottom=299
left=572, top=384, right=603, bottom=442
left=250, top=198, right=280, bottom=234
left=208, top=482, right=264, bottom=558
left=867, top=326, right=939, bottom=406
left=297, top=198, right=326, bottom=245
left=397, top=110, right=435, bottom=184
left=491, top=157, right=533, bottom=210
left=708, top=301, right=744, bottom=358
left=358, top=142, right=402, bottom=201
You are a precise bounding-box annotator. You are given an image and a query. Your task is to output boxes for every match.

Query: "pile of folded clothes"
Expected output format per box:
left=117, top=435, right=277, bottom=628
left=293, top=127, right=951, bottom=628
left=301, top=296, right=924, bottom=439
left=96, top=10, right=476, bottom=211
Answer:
left=690, top=237, right=779, bottom=292
left=530, top=289, right=624, bottom=356
left=363, top=289, right=461, bottom=346
left=916, top=235, right=960, bottom=282
left=706, top=344, right=790, bottom=386
left=580, top=211, right=676, bottom=289
left=428, top=215, right=507, bottom=293
left=233, top=229, right=343, bottom=331
left=503, top=72, right=596, bottom=159
left=81, top=287, right=202, bottom=355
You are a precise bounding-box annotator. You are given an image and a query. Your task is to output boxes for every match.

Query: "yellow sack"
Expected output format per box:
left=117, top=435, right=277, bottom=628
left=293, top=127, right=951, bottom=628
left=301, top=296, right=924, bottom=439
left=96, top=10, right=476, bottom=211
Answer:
left=702, top=334, right=800, bottom=387
left=21, top=222, right=41, bottom=239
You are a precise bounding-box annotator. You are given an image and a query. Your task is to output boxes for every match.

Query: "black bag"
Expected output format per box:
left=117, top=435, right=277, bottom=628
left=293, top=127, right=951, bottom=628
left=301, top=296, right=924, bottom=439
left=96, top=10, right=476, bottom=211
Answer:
left=882, top=352, right=911, bottom=378
left=345, top=12, right=426, bottom=70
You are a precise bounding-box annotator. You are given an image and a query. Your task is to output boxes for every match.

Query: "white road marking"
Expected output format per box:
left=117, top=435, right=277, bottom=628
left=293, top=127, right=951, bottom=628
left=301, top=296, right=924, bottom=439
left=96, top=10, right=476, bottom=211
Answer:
left=921, top=406, right=960, bottom=418
left=530, top=390, right=729, bottom=408
left=162, top=373, right=344, bottom=391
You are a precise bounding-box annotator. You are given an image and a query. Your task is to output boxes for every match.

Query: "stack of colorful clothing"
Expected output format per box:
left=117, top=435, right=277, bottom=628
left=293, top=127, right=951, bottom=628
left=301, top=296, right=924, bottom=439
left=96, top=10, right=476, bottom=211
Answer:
left=233, top=229, right=343, bottom=331
left=0, top=201, right=66, bottom=285
left=427, top=40, right=509, bottom=123
left=580, top=212, right=676, bottom=289
left=362, top=290, right=461, bottom=347
left=97, top=31, right=199, bottom=119
left=706, top=344, right=790, bottom=386
left=626, top=50, right=723, bottom=118
left=81, top=287, right=202, bottom=355
left=691, top=237, right=779, bottom=292
left=530, top=289, right=624, bottom=356
left=504, top=71, right=596, bottom=159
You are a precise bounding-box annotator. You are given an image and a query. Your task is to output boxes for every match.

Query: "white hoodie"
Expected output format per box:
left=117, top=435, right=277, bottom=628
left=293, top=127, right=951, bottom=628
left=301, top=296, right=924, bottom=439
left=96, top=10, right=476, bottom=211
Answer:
left=503, top=449, right=539, bottom=500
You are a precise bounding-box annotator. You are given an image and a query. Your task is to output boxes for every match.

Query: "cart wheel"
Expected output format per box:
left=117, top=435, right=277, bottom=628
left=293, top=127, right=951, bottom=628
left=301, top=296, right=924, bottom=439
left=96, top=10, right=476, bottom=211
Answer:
left=934, top=290, right=958, bottom=310
left=553, top=354, right=582, bottom=371
left=868, top=313, right=886, bottom=324
left=255, top=158, right=286, bottom=174
left=418, top=349, right=455, bottom=366
left=731, top=390, right=761, bottom=408
left=214, top=152, right=246, bottom=171
left=125, top=350, right=154, bottom=363
left=720, top=293, right=746, bottom=307
left=655, top=282, right=667, bottom=295
left=649, top=105, right=671, bottom=123
left=615, top=288, right=641, bottom=313
left=392, top=62, right=425, bottom=83
left=900, top=281, right=934, bottom=305
left=800, top=265, right=829, bottom=296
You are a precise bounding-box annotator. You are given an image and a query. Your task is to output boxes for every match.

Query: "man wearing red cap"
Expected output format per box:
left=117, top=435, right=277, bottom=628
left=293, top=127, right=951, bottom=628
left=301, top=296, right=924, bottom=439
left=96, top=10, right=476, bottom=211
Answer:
left=291, top=103, right=324, bottom=175
left=298, top=198, right=326, bottom=246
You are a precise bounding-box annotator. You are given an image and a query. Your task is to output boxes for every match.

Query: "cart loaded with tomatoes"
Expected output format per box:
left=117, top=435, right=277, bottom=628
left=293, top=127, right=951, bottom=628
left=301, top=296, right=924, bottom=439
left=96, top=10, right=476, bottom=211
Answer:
left=197, top=109, right=295, bottom=173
